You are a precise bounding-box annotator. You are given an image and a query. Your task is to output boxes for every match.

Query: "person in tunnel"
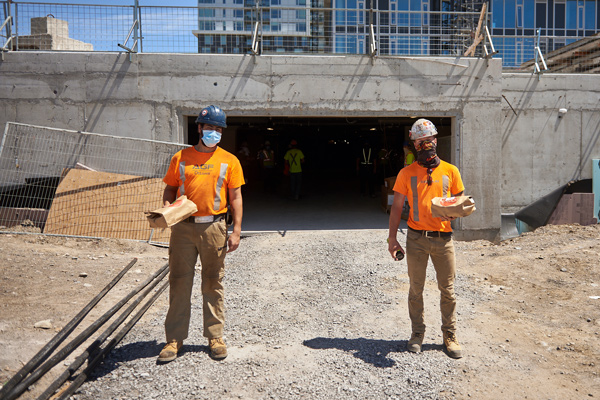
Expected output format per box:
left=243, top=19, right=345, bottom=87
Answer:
left=357, top=140, right=377, bottom=198
left=283, top=139, right=305, bottom=200
left=258, top=140, right=277, bottom=193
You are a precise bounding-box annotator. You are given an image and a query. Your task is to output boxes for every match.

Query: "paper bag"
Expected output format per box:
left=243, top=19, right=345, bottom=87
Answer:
left=145, top=195, right=198, bottom=228
left=431, top=196, right=476, bottom=218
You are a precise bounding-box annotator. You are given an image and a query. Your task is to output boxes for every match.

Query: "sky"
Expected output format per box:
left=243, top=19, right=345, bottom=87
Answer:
left=8, top=0, right=202, bottom=53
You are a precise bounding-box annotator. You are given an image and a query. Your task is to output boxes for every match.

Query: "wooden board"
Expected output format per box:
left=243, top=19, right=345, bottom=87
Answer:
left=0, top=207, right=49, bottom=229
left=44, top=168, right=170, bottom=243
left=547, top=193, right=597, bottom=226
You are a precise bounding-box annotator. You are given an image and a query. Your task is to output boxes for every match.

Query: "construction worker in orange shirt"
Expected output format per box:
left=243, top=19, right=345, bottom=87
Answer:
left=158, top=105, right=245, bottom=362
left=387, top=118, right=465, bottom=359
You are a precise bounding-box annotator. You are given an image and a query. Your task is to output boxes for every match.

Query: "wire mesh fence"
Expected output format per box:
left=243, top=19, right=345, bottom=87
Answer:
left=0, top=122, right=186, bottom=244
left=1, top=1, right=598, bottom=70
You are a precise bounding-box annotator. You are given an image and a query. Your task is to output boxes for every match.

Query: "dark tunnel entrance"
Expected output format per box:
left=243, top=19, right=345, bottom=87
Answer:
left=187, top=116, right=453, bottom=232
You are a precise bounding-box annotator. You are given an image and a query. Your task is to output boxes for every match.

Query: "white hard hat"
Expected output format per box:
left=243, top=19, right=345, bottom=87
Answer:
left=409, top=119, right=438, bottom=140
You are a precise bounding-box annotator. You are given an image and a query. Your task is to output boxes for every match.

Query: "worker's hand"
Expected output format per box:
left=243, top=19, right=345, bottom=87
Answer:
left=227, top=232, right=241, bottom=253
left=387, top=237, right=404, bottom=260
left=440, top=216, right=456, bottom=221
left=163, top=200, right=171, bottom=207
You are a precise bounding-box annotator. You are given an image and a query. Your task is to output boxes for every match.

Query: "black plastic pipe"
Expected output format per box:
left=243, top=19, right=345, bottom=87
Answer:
left=4, top=262, right=168, bottom=400
left=36, top=265, right=169, bottom=400
left=0, top=258, right=138, bottom=399
left=56, top=280, right=170, bottom=400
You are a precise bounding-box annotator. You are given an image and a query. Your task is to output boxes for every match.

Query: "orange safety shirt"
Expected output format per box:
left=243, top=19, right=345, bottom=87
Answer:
left=163, top=146, right=245, bottom=217
left=393, top=160, right=465, bottom=232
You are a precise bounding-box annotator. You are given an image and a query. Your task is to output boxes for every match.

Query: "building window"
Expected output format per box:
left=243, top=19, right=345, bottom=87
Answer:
left=505, top=0, right=516, bottom=29
left=492, top=0, right=504, bottom=28
left=555, top=0, right=566, bottom=29
left=199, top=21, right=216, bottom=30
left=524, top=0, right=535, bottom=28
left=199, top=9, right=215, bottom=17
left=584, top=1, right=595, bottom=29
left=535, top=1, right=547, bottom=29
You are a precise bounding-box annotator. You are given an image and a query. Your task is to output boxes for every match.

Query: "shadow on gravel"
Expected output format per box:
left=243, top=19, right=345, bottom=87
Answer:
left=89, top=341, right=210, bottom=379
left=303, top=337, right=406, bottom=368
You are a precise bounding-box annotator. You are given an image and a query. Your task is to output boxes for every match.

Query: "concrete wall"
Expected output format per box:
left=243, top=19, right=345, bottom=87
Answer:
left=501, top=73, right=600, bottom=210
left=1, top=51, right=506, bottom=239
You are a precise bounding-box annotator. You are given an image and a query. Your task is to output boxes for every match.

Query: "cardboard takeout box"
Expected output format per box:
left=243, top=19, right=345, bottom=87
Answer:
left=431, top=196, right=476, bottom=218
left=145, top=195, right=198, bottom=228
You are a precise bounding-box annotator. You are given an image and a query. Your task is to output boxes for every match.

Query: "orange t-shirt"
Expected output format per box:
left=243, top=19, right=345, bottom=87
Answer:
left=393, top=160, right=465, bottom=232
left=163, top=146, right=245, bottom=217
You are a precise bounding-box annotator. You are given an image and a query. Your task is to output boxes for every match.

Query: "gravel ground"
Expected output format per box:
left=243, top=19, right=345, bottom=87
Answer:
left=72, top=230, right=473, bottom=400
left=2, top=224, right=599, bottom=400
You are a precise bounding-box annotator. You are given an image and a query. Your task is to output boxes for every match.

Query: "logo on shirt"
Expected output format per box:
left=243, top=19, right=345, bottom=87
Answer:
left=192, top=163, right=214, bottom=175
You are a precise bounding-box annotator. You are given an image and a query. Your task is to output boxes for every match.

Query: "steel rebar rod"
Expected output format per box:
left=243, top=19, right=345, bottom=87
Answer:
left=4, top=262, right=168, bottom=400
left=56, top=280, right=170, bottom=400
left=0, top=258, right=138, bottom=399
left=36, top=265, right=169, bottom=400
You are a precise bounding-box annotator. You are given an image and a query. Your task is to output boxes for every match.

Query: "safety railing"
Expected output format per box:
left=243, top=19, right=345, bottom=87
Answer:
left=0, top=0, right=12, bottom=60
left=0, top=14, right=12, bottom=59
left=1, top=1, right=599, bottom=71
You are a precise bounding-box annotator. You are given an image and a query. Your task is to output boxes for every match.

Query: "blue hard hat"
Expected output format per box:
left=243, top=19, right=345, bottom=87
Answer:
left=195, top=105, right=227, bottom=128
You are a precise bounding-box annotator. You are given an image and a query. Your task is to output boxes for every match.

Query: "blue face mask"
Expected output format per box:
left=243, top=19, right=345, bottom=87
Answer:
left=201, top=130, right=221, bottom=147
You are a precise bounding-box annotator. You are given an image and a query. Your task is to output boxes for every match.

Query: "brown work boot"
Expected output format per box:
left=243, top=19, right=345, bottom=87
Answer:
left=157, top=339, right=182, bottom=363
left=208, top=337, right=228, bottom=360
left=443, top=331, right=463, bottom=359
left=407, top=332, right=424, bottom=353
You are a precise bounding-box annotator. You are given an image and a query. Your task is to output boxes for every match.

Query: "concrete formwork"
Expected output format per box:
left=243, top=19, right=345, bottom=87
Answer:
left=4, top=51, right=599, bottom=239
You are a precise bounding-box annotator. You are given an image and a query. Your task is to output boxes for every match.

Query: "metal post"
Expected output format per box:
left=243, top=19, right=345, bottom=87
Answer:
left=133, top=0, right=139, bottom=52
left=533, top=28, right=548, bottom=78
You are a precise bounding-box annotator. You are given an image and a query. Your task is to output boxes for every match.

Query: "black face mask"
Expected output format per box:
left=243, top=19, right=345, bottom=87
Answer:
left=415, top=139, right=440, bottom=169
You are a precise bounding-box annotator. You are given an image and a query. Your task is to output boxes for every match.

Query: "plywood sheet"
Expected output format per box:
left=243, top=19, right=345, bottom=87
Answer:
left=45, top=168, right=170, bottom=243
left=547, top=193, right=597, bottom=226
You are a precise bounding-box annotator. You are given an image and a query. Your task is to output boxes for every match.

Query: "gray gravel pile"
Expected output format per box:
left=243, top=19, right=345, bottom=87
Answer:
left=72, top=230, right=484, bottom=400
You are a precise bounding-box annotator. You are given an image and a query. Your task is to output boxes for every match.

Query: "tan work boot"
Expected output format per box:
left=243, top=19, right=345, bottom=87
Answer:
left=208, top=337, right=228, bottom=360
left=158, top=339, right=182, bottom=363
left=443, top=331, right=463, bottom=359
left=407, top=332, right=424, bottom=353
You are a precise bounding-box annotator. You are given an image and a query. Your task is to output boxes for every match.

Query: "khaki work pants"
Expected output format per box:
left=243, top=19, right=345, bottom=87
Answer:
left=405, top=229, right=457, bottom=335
left=165, top=219, right=228, bottom=341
